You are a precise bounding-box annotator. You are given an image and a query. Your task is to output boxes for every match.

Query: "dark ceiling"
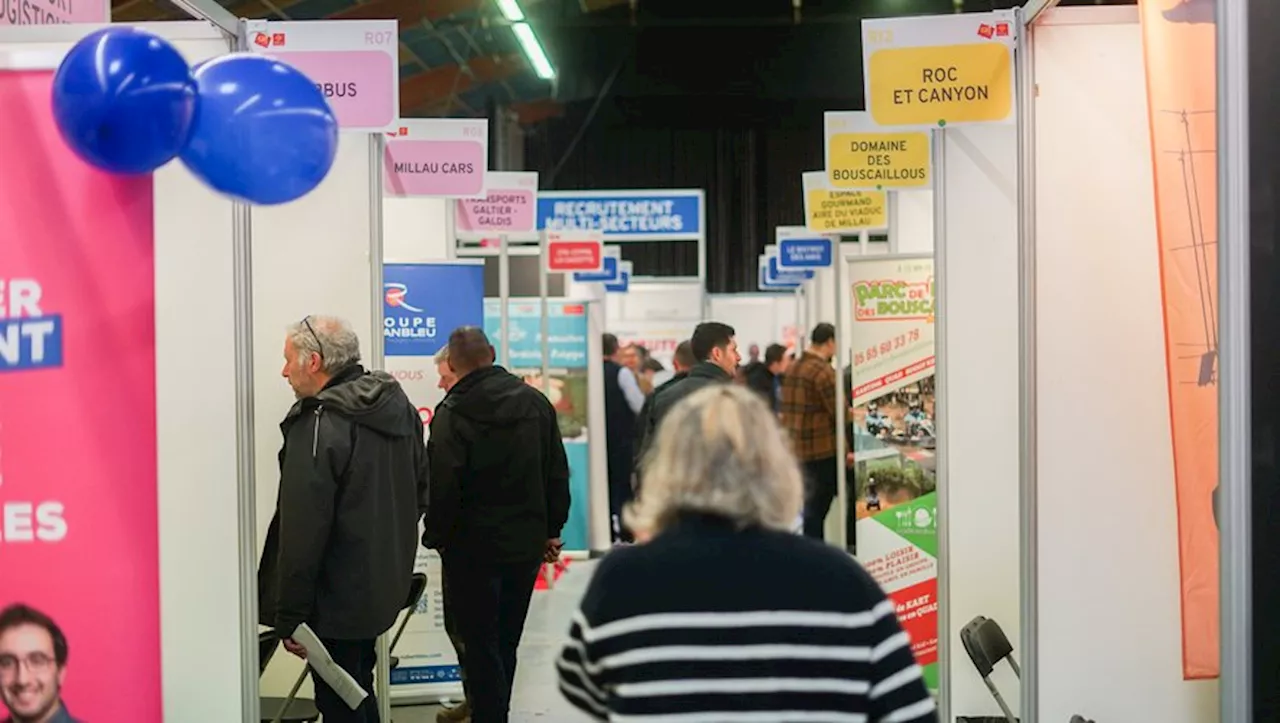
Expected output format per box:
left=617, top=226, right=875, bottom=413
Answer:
left=113, top=0, right=1138, bottom=126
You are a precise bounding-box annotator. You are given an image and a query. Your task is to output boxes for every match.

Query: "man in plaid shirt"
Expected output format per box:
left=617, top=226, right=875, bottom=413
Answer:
left=780, top=323, right=840, bottom=540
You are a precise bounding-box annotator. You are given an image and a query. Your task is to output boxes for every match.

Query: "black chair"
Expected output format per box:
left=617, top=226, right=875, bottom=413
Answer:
left=259, top=630, right=321, bottom=723
left=389, top=572, right=430, bottom=672
left=958, top=616, right=1097, bottom=723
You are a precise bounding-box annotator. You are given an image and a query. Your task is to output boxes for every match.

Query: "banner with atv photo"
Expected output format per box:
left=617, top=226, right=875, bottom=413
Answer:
left=846, top=254, right=938, bottom=690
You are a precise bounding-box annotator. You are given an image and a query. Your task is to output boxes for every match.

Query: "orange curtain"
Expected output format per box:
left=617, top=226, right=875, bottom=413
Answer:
left=1137, top=0, right=1219, bottom=680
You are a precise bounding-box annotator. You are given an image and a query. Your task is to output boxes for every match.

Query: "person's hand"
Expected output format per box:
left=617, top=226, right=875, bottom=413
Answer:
left=282, top=638, right=307, bottom=659
left=545, top=537, right=563, bottom=563
left=847, top=452, right=855, bottom=466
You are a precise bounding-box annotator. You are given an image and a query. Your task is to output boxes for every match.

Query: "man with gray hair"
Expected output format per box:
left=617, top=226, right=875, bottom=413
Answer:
left=259, top=315, right=427, bottom=723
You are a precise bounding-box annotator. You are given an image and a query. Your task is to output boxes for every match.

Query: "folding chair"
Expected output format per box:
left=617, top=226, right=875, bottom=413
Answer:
left=959, top=616, right=1020, bottom=723
left=259, top=630, right=320, bottom=723
left=958, top=616, right=1097, bottom=723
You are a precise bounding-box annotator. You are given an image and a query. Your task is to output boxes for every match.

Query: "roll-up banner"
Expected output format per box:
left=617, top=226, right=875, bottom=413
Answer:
left=846, top=255, right=938, bottom=691
left=382, top=262, right=484, bottom=696
left=484, top=299, right=592, bottom=551
left=0, top=70, right=161, bottom=721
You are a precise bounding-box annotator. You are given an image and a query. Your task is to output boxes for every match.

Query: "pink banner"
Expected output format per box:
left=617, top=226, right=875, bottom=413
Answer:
left=0, top=71, right=159, bottom=721
left=0, top=0, right=108, bottom=25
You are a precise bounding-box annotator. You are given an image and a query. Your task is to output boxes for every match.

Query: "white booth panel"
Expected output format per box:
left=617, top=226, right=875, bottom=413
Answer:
left=706, top=293, right=798, bottom=354
left=892, top=189, right=935, bottom=255
left=938, top=122, right=1022, bottom=718
left=154, top=30, right=246, bottom=723
left=1033, top=7, right=1219, bottom=721
left=251, top=133, right=378, bottom=698
left=384, top=196, right=451, bottom=261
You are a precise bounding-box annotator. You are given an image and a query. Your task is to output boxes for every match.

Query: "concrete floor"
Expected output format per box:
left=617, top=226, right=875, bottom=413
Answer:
left=389, top=560, right=596, bottom=723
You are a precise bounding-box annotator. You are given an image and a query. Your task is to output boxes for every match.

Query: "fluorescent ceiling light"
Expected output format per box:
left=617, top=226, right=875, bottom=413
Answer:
left=512, top=22, right=555, bottom=80
left=495, top=0, right=524, bottom=21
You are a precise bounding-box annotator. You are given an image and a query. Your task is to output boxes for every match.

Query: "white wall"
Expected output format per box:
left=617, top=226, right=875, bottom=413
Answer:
left=604, top=280, right=705, bottom=371
left=153, top=27, right=246, bottom=723
left=938, top=123, right=1022, bottom=716
left=252, top=133, right=378, bottom=698
left=706, top=293, right=798, bottom=354
left=891, top=190, right=935, bottom=255
left=1033, top=7, right=1218, bottom=721
left=384, top=196, right=451, bottom=261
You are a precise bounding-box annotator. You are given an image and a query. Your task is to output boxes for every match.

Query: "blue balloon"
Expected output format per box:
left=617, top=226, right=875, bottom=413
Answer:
left=180, top=54, right=338, bottom=206
left=51, top=27, right=197, bottom=175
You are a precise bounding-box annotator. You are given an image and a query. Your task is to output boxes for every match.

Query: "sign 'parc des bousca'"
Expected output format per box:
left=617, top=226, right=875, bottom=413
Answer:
left=860, top=11, right=1016, bottom=129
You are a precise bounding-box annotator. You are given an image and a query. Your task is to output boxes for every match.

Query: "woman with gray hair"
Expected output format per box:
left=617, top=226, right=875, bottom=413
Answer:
left=557, top=385, right=936, bottom=722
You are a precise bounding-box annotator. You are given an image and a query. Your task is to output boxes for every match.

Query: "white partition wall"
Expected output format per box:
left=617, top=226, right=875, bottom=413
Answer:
left=148, top=27, right=248, bottom=723
left=384, top=196, right=452, bottom=261
left=605, top=280, right=705, bottom=371
left=252, top=132, right=380, bottom=699
left=706, top=293, right=798, bottom=353
left=1031, top=7, right=1219, bottom=721
left=890, top=190, right=935, bottom=255
left=937, top=123, right=1022, bottom=717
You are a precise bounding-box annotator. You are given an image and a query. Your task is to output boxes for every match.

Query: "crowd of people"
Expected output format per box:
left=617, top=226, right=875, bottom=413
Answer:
left=0, top=315, right=936, bottom=723
left=582, top=321, right=936, bottom=722
left=603, top=322, right=850, bottom=546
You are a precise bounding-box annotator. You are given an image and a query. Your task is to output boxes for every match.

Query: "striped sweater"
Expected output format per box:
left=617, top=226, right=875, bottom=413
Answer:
left=557, top=513, right=937, bottom=723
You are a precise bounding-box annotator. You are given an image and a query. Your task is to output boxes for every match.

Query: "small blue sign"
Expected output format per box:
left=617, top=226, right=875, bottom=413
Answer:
left=604, top=271, right=631, bottom=293
left=537, top=193, right=702, bottom=238
left=768, top=256, right=814, bottom=284
left=778, top=237, right=833, bottom=269
left=383, top=263, right=485, bottom=357
left=572, top=255, right=620, bottom=283
left=758, top=265, right=799, bottom=291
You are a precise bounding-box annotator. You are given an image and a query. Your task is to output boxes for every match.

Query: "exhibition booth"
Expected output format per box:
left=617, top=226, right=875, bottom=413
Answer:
left=0, top=0, right=1251, bottom=721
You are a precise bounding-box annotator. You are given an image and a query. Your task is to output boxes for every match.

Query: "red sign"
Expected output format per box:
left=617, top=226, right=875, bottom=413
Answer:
left=547, top=239, right=603, bottom=272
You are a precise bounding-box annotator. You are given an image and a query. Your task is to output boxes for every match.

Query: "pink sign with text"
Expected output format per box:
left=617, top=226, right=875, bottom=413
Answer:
left=455, top=171, right=539, bottom=235
left=384, top=119, right=489, bottom=198
left=248, top=19, right=399, bottom=131
left=0, top=71, right=160, bottom=721
left=0, top=0, right=107, bottom=25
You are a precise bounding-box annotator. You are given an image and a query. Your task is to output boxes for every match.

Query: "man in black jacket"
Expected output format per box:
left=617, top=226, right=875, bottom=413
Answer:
left=634, top=323, right=739, bottom=475
left=426, top=327, right=571, bottom=723
left=258, top=315, right=426, bottom=723
left=744, top=343, right=791, bottom=413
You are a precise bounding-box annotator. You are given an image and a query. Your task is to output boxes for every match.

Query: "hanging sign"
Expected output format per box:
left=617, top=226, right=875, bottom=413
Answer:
left=605, top=261, right=632, bottom=293
left=572, top=246, right=621, bottom=283
left=545, top=230, right=605, bottom=273
left=861, top=11, right=1016, bottom=129
left=802, top=171, right=889, bottom=232
left=384, top=119, right=488, bottom=198
left=758, top=257, right=799, bottom=291
left=455, top=171, right=539, bottom=238
left=0, top=0, right=106, bottom=24
left=245, top=19, right=399, bottom=132
left=775, top=225, right=833, bottom=269
left=824, top=112, right=932, bottom=191
left=537, top=190, right=703, bottom=240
